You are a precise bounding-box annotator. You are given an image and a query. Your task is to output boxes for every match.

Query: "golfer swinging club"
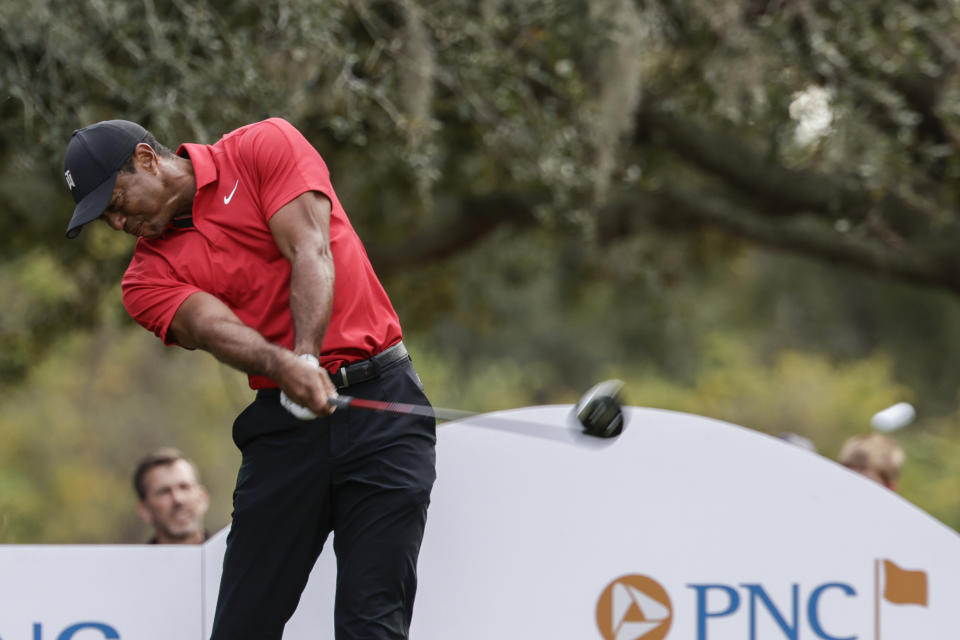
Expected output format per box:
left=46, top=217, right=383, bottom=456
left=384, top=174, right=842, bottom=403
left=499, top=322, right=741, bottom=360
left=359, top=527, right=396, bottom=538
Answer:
left=62, top=118, right=437, bottom=639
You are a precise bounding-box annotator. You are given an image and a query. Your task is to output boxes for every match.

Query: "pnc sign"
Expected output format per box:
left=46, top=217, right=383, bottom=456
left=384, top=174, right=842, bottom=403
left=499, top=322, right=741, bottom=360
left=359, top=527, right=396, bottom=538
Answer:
left=596, top=560, right=929, bottom=640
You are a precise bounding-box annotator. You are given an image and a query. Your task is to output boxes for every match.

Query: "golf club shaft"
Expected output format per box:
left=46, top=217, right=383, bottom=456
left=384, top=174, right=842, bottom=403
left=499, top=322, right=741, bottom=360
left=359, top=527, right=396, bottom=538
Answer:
left=326, top=387, right=624, bottom=450
left=328, top=395, right=476, bottom=422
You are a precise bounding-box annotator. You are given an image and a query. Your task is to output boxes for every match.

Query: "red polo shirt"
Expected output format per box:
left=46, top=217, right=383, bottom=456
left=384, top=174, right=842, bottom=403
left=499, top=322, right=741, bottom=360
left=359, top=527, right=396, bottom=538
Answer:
left=121, top=118, right=402, bottom=389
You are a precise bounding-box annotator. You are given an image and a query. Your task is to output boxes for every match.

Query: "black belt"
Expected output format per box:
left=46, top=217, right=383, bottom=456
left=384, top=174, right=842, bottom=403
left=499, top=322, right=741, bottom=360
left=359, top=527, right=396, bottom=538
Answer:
left=331, top=341, right=408, bottom=389
left=256, top=342, right=409, bottom=402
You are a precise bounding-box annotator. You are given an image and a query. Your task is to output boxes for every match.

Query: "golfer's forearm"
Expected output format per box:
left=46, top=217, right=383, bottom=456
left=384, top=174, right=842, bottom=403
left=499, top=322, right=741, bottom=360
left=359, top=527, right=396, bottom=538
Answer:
left=170, top=291, right=296, bottom=381
left=192, top=315, right=296, bottom=381
left=289, top=249, right=335, bottom=357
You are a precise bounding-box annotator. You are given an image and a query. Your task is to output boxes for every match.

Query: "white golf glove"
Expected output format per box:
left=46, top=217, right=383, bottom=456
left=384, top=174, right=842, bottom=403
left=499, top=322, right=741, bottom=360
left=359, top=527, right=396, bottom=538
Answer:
left=280, top=353, right=321, bottom=420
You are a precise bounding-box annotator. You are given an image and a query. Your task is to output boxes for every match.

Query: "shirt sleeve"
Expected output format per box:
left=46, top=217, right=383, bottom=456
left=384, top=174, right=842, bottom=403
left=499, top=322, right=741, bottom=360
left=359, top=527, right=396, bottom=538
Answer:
left=240, top=118, right=336, bottom=223
left=121, top=247, right=203, bottom=346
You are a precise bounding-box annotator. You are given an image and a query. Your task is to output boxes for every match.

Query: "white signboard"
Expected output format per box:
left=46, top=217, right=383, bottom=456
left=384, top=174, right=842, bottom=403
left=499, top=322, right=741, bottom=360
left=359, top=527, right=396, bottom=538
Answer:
left=408, top=406, right=960, bottom=639
left=3, top=406, right=959, bottom=640
left=0, top=545, right=201, bottom=639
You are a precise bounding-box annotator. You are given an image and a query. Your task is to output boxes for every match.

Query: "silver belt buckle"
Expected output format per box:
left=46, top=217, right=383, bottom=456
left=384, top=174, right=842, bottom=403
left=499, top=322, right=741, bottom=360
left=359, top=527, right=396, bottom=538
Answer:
left=339, top=365, right=349, bottom=388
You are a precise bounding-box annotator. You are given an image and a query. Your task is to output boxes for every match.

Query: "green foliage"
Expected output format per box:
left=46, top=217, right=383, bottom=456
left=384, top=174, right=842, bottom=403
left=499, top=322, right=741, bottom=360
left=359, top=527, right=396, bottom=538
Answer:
left=0, top=325, right=244, bottom=543
left=0, top=250, right=79, bottom=378
left=618, top=342, right=908, bottom=453
left=3, top=0, right=960, bottom=377
left=898, top=415, right=960, bottom=530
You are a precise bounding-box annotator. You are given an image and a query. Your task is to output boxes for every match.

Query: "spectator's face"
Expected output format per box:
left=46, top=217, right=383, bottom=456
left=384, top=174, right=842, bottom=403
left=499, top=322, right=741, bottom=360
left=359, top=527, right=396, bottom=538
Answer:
left=137, top=460, right=209, bottom=543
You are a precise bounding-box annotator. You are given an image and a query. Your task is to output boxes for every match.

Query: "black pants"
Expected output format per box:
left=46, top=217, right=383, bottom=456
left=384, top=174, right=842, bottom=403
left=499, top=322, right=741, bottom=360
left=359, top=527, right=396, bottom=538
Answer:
left=210, top=358, right=437, bottom=640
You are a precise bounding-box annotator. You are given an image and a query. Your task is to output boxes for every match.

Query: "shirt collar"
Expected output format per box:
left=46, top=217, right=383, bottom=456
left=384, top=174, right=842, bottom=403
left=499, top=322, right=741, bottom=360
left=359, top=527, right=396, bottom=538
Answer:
left=177, top=143, right=218, bottom=191
left=165, top=143, right=219, bottom=234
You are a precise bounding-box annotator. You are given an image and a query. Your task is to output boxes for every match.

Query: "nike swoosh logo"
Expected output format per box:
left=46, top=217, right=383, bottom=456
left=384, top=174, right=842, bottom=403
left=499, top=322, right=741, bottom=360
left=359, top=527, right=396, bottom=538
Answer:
left=224, top=179, right=239, bottom=205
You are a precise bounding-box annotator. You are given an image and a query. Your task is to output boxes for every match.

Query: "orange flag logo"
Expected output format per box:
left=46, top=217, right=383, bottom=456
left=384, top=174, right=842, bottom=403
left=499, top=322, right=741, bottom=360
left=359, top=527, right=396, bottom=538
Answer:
left=881, top=559, right=928, bottom=606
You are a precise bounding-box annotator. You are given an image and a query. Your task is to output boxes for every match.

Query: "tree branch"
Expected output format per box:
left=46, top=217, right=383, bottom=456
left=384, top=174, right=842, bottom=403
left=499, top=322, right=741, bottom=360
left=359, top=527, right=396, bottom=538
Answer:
left=608, top=184, right=960, bottom=293
left=368, top=177, right=960, bottom=297
left=635, top=100, right=941, bottom=238
left=366, top=192, right=540, bottom=273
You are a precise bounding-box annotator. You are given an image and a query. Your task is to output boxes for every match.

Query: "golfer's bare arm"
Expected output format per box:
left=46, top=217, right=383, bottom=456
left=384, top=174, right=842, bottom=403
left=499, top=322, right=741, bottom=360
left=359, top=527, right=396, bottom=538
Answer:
left=268, top=191, right=336, bottom=359
left=168, top=191, right=337, bottom=415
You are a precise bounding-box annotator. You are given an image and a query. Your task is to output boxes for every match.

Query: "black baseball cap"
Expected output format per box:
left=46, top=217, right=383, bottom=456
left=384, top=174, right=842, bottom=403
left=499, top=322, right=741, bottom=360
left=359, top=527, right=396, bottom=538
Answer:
left=63, top=119, right=147, bottom=238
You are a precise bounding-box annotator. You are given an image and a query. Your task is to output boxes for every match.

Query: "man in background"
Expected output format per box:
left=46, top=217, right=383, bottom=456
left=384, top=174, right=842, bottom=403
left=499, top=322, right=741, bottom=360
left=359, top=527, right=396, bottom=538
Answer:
left=838, top=433, right=905, bottom=492
left=133, top=447, right=210, bottom=544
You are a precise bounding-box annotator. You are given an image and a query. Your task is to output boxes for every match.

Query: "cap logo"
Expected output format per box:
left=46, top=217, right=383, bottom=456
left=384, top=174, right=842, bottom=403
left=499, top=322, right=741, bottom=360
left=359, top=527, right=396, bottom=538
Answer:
left=64, top=170, right=76, bottom=190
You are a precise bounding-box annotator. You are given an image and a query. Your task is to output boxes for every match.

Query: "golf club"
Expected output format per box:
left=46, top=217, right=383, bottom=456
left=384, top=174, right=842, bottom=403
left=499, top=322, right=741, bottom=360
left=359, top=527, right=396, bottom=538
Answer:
left=323, top=379, right=627, bottom=448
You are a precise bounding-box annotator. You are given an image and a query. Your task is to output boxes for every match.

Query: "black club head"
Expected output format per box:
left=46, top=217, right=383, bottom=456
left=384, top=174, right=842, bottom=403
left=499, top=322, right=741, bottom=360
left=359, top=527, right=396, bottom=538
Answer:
left=573, top=379, right=626, bottom=439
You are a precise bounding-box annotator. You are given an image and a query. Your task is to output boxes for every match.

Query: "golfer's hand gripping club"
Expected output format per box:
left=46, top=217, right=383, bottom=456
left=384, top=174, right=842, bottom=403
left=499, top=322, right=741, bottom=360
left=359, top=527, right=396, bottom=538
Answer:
left=279, top=353, right=335, bottom=420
